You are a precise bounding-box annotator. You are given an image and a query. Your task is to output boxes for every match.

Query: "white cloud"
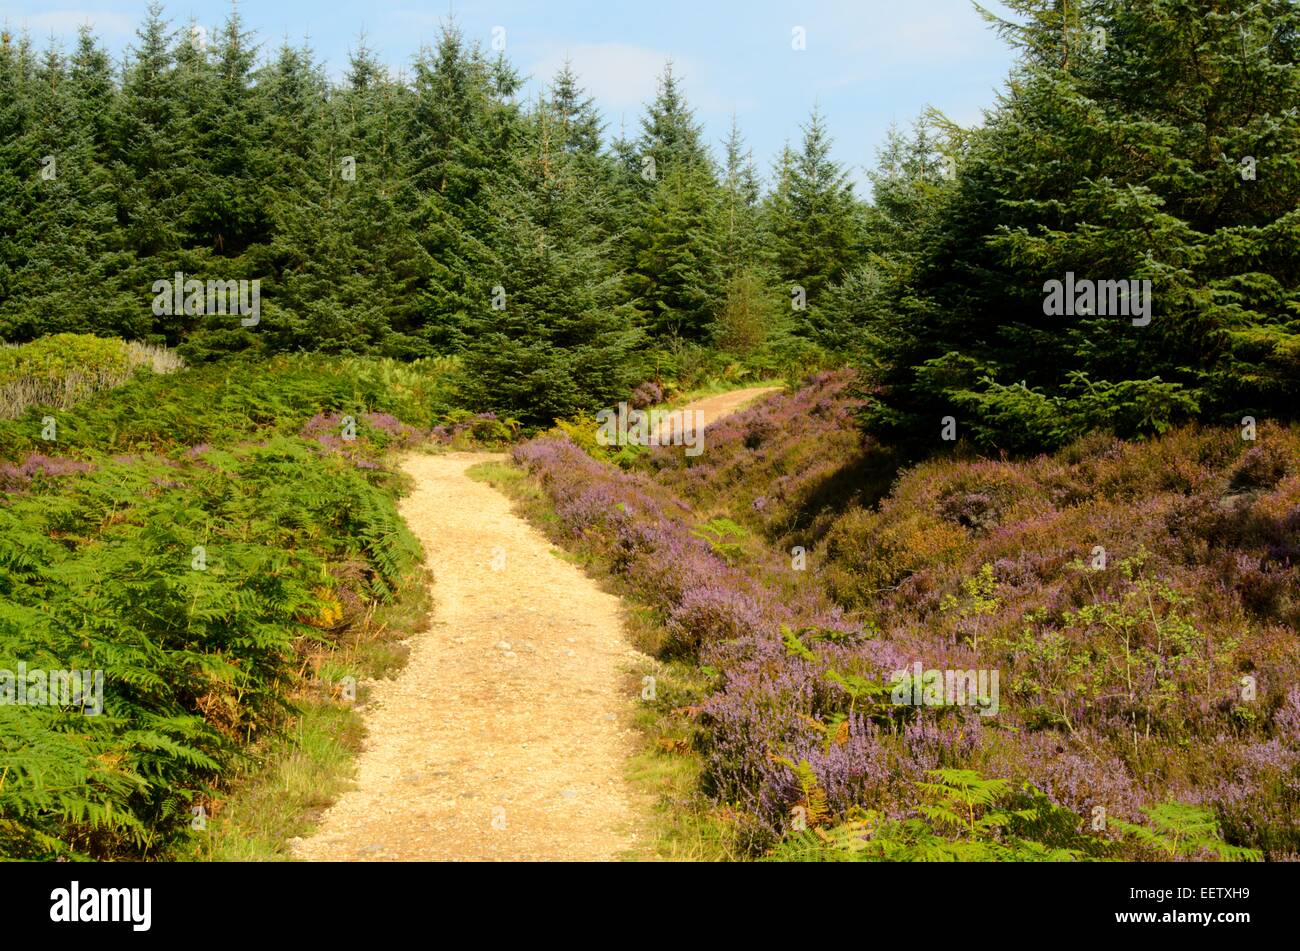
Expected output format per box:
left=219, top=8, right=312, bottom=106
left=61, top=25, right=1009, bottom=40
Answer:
left=527, top=41, right=756, bottom=135
left=530, top=42, right=678, bottom=112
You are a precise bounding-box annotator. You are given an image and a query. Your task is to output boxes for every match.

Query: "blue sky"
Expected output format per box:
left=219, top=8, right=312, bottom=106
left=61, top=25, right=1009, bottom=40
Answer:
left=5, top=0, right=1018, bottom=190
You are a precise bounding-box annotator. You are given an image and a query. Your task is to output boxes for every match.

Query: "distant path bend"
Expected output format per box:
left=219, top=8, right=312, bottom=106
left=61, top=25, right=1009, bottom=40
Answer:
left=654, top=385, right=782, bottom=444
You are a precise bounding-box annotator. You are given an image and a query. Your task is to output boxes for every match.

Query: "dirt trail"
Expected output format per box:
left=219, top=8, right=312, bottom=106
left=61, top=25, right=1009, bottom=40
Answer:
left=293, top=451, right=644, bottom=861
left=294, top=387, right=781, bottom=862
left=654, top=385, right=781, bottom=443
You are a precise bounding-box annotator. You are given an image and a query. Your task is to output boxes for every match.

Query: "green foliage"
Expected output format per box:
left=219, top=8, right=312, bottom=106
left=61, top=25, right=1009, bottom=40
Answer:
left=0, top=353, right=454, bottom=461
left=3, top=1, right=1296, bottom=442
left=765, top=107, right=865, bottom=318
left=767, top=769, right=1100, bottom=861
left=691, top=517, right=748, bottom=564
left=0, top=5, right=842, bottom=432
left=824, top=668, right=892, bottom=717
left=626, top=159, right=725, bottom=341
left=0, top=334, right=181, bottom=419
left=865, top=0, right=1300, bottom=452
left=616, top=63, right=725, bottom=342
left=1109, top=802, right=1262, bottom=861
left=939, top=562, right=999, bottom=650
left=457, top=105, right=644, bottom=426
left=936, top=368, right=1205, bottom=452
left=780, top=624, right=819, bottom=663
left=713, top=267, right=786, bottom=356
left=767, top=768, right=1254, bottom=862
left=0, top=359, right=428, bottom=858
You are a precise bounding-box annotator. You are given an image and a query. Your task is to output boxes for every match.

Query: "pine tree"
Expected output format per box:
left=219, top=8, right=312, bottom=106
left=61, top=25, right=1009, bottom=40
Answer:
left=629, top=158, right=724, bottom=340
left=460, top=106, right=642, bottom=424
left=714, top=117, right=785, bottom=355
left=622, top=64, right=724, bottom=340
left=870, top=0, right=1300, bottom=451
left=0, top=31, right=38, bottom=336
left=68, top=26, right=115, bottom=162
left=407, top=22, right=523, bottom=350
left=767, top=106, right=863, bottom=325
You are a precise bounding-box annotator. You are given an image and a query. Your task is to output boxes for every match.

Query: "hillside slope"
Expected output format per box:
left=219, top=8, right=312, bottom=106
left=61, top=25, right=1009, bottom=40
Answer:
left=514, top=373, right=1300, bottom=859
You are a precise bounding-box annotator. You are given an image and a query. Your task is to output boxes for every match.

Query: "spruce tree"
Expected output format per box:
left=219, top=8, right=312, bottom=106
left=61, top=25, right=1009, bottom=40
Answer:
left=720, top=115, right=762, bottom=278
left=766, top=106, right=863, bottom=327
left=408, top=22, right=523, bottom=350
left=871, top=0, right=1300, bottom=450
left=817, top=122, right=951, bottom=355
left=260, top=38, right=424, bottom=356
left=0, top=39, right=123, bottom=340
left=548, top=59, right=603, bottom=156
left=111, top=2, right=185, bottom=261
left=714, top=117, right=785, bottom=354
left=622, top=64, right=724, bottom=340
left=461, top=105, right=642, bottom=425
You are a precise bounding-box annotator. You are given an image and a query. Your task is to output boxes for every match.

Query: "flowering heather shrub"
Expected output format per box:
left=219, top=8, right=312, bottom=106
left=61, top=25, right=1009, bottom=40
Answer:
left=629, top=380, right=664, bottom=409
left=0, top=452, right=95, bottom=490
left=514, top=433, right=874, bottom=839
left=297, top=411, right=421, bottom=472
left=517, top=373, right=1300, bottom=858
left=817, top=423, right=1300, bottom=857
left=641, top=370, right=893, bottom=544
left=300, top=411, right=419, bottom=449
left=666, top=584, right=768, bottom=658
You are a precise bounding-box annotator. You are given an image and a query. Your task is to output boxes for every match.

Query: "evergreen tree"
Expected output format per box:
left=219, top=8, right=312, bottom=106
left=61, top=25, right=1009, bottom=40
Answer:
left=0, top=39, right=123, bottom=340
left=817, top=121, right=951, bottom=355
left=408, top=22, right=523, bottom=350
left=0, top=31, right=38, bottom=336
left=628, top=158, right=724, bottom=339
left=461, top=106, right=642, bottom=424
left=766, top=106, right=863, bottom=324
left=68, top=26, right=115, bottom=162
left=720, top=115, right=762, bottom=277
left=622, top=64, right=724, bottom=340
left=258, top=37, right=424, bottom=356
left=186, top=6, right=266, bottom=256
left=714, top=117, right=786, bottom=355
left=870, top=0, right=1300, bottom=451
left=111, top=2, right=185, bottom=261
left=547, top=58, right=603, bottom=156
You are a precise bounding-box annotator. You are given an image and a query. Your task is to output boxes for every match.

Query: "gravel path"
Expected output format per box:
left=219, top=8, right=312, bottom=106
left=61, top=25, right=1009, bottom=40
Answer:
left=293, top=386, right=781, bottom=861
left=293, top=451, right=646, bottom=861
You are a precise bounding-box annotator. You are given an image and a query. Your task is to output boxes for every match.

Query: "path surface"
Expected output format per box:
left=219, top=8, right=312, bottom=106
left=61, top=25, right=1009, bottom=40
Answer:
left=293, top=386, right=782, bottom=862
left=293, top=451, right=645, bottom=861
left=654, top=385, right=782, bottom=443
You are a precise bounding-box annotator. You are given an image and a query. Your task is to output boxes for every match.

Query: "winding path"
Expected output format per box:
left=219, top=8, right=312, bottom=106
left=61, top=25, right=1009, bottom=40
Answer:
left=293, top=385, right=780, bottom=862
